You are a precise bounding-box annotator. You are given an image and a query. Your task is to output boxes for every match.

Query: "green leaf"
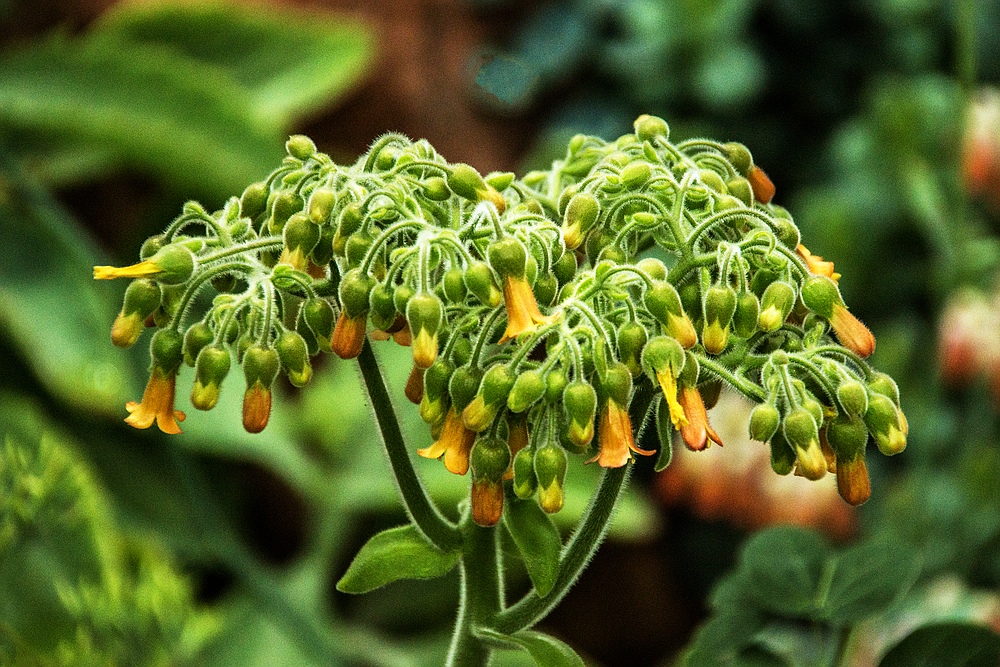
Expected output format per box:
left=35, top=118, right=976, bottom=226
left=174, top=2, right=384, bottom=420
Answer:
left=478, top=629, right=585, bottom=667
left=739, top=526, right=829, bottom=617
left=95, top=1, right=375, bottom=126
left=684, top=574, right=769, bottom=665
left=878, top=623, right=1000, bottom=667
left=0, top=34, right=280, bottom=199
left=0, top=155, right=137, bottom=415
left=337, top=525, right=460, bottom=594
left=820, top=537, right=921, bottom=623
left=503, top=497, right=562, bottom=598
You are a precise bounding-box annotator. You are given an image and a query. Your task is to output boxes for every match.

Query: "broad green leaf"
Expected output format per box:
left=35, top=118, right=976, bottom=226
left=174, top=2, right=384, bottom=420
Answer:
left=337, top=525, right=460, bottom=594
left=503, top=497, right=562, bottom=597
left=477, top=628, right=585, bottom=667
left=0, top=34, right=280, bottom=199
left=739, top=526, right=829, bottom=617
left=0, top=155, right=136, bottom=415
left=878, top=622, right=1000, bottom=667
left=820, top=537, right=921, bottom=623
left=684, top=574, right=768, bottom=665
left=95, top=1, right=375, bottom=126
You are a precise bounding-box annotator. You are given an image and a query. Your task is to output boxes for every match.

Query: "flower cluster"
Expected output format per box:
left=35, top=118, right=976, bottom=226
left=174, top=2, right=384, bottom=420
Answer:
left=95, top=115, right=905, bottom=524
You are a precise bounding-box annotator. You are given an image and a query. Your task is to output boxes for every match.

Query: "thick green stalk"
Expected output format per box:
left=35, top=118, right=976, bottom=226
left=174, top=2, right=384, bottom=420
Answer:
left=356, top=339, right=461, bottom=551
left=490, top=465, right=629, bottom=634
left=447, top=520, right=503, bottom=666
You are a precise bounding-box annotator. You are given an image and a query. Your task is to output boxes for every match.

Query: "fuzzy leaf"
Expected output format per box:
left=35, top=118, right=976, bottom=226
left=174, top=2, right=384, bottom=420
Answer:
left=503, top=497, right=562, bottom=597
left=740, top=526, right=829, bottom=617
left=95, top=1, right=374, bottom=126
left=478, top=628, right=585, bottom=667
left=879, top=623, right=1000, bottom=667
left=820, top=537, right=921, bottom=623
left=336, top=525, right=460, bottom=594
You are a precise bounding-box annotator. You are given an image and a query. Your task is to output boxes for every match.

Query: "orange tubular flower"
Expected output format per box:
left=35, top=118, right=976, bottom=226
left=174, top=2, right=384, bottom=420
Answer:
left=677, top=385, right=723, bottom=451
left=830, top=305, right=876, bottom=359
left=125, top=367, right=186, bottom=434
left=499, top=275, right=555, bottom=344
left=796, top=244, right=841, bottom=283
left=588, top=399, right=654, bottom=468
left=417, top=406, right=476, bottom=475
left=331, top=311, right=367, bottom=359
left=242, top=384, right=272, bottom=434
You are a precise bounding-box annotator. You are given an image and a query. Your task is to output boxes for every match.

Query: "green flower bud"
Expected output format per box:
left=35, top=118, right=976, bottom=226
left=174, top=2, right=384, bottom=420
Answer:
left=344, top=233, right=373, bottom=268
left=633, top=114, right=669, bottom=142
left=769, top=431, right=796, bottom=475
left=837, top=380, right=869, bottom=419
left=268, top=190, right=304, bottom=235
left=732, top=291, right=760, bottom=338
left=393, top=283, right=415, bottom=316
left=699, top=169, right=727, bottom=194
left=240, top=182, right=268, bottom=220
left=702, top=285, right=737, bottom=354
left=637, top=257, right=667, bottom=282
left=471, top=436, right=511, bottom=483
left=191, top=344, right=231, bottom=410
left=562, top=192, right=600, bottom=249
left=545, top=368, right=568, bottom=404
left=282, top=213, right=321, bottom=266
left=463, top=364, right=516, bottom=432
left=748, top=402, right=780, bottom=442
left=722, top=142, right=753, bottom=176
left=783, top=408, right=826, bottom=480
left=333, top=202, right=363, bottom=256
left=601, top=362, right=632, bottom=406
left=286, top=134, right=316, bottom=160
left=369, top=282, right=398, bottom=331
left=826, top=414, right=868, bottom=461
left=182, top=321, right=215, bottom=367
left=758, top=281, right=796, bottom=332
left=508, top=370, right=546, bottom=413
left=407, top=292, right=444, bottom=369
left=243, top=345, right=280, bottom=389
left=339, top=268, right=375, bottom=318
left=302, top=298, right=334, bottom=349
left=621, top=161, right=651, bottom=190
left=443, top=267, right=468, bottom=303
left=552, top=251, right=578, bottom=285
left=563, top=381, right=597, bottom=447
left=423, top=177, right=451, bottom=201
left=534, top=443, right=568, bottom=514
left=644, top=281, right=697, bottom=348
left=449, top=365, right=483, bottom=413
left=111, top=279, right=161, bottom=348
left=868, top=372, right=901, bottom=406
left=486, top=171, right=515, bottom=192
left=275, top=330, right=312, bottom=387
left=533, top=273, right=558, bottom=307
left=140, top=234, right=166, bottom=260
left=800, top=275, right=843, bottom=319
left=864, top=393, right=906, bottom=455
left=617, top=321, right=648, bottom=377
left=726, top=177, right=753, bottom=207
left=642, top=335, right=685, bottom=377
left=772, top=216, right=800, bottom=248
left=512, top=447, right=538, bottom=499
left=447, top=163, right=489, bottom=201
left=488, top=237, right=528, bottom=279
left=423, top=358, right=455, bottom=404
left=150, top=328, right=184, bottom=375
left=308, top=186, right=336, bottom=224
left=464, top=261, right=501, bottom=307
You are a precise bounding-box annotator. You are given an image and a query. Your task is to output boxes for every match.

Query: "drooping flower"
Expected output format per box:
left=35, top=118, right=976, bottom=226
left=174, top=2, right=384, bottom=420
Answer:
left=796, top=244, right=841, bottom=283
left=418, top=406, right=476, bottom=475
left=677, top=385, right=723, bottom=451
left=588, top=398, right=654, bottom=468
left=499, top=274, right=555, bottom=343
left=126, top=366, right=185, bottom=434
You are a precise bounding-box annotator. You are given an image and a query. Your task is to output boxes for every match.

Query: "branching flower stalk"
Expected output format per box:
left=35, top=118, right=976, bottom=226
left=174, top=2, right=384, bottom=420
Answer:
left=94, top=116, right=907, bottom=664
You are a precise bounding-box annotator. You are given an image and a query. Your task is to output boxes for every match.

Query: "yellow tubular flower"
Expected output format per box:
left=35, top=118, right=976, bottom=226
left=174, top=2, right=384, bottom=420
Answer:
left=125, top=367, right=186, bottom=434
left=588, top=399, right=654, bottom=468
left=796, top=244, right=841, bottom=283
left=677, top=386, right=723, bottom=451
left=655, top=369, right=689, bottom=428
left=499, top=275, right=555, bottom=344
left=417, top=406, right=476, bottom=475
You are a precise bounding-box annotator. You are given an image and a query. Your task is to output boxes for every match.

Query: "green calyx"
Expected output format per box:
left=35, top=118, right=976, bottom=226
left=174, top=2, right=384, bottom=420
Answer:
left=800, top=275, right=843, bottom=319
left=488, top=237, right=528, bottom=280
left=275, top=330, right=312, bottom=387
left=243, top=345, right=281, bottom=390
left=150, top=328, right=184, bottom=375
left=192, top=344, right=232, bottom=410
left=470, top=436, right=511, bottom=483
left=339, top=268, right=376, bottom=318
left=507, top=370, right=547, bottom=413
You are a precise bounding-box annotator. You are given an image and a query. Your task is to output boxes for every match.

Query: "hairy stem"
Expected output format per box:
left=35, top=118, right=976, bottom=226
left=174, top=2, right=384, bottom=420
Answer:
left=356, top=339, right=461, bottom=551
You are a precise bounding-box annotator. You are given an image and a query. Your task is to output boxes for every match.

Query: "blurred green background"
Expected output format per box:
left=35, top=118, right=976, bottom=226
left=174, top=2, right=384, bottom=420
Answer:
left=3, top=0, right=1000, bottom=665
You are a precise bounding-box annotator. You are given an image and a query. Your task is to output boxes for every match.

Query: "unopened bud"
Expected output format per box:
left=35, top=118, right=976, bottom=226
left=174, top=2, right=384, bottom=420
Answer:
left=783, top=408, right=825, bottom=480
left=512, top=447, right=538, bottom=499
left=507, top=370, right=546, bottom=413
left=112, top=279, right=161, bottom=347
left=534, top=444, right=567, bottom=514
left=837, top=380, right=869, bottom=419
left=286, top=134, right=316, bottom=160
left=618, top=321, right=648, bottom=377
left=308, top=186, right=336, bottom=224
left=463, top=364, right=516, bottom=432
left=302, top=298, right=334, bottom=349
left=562, top=192, right=600, bottom=249
left=758, top=281, right=796, bottom=331
left=563, top=381, right=597, bottom=447
left=242, top=346, right=280, bottom=433
left=748, top=402, right=780, bottom=442
left=722, top=142, right=753, bottom=176
left=406, top=292, right=443, bottom=369
left=732, top=291, right=760, bottom=338
left=191, top=344, right=231, bottom=410
left=634, top=114, right=670, bottom=142
left=644, top=281, right=697, bottom=348
left=864, top=393, right=906, bottom=455
left=464, top=262, right=502, bottom=307
left=275, top=330, right=312, bottom=387
left=702, top=285, right=737, bottom=354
